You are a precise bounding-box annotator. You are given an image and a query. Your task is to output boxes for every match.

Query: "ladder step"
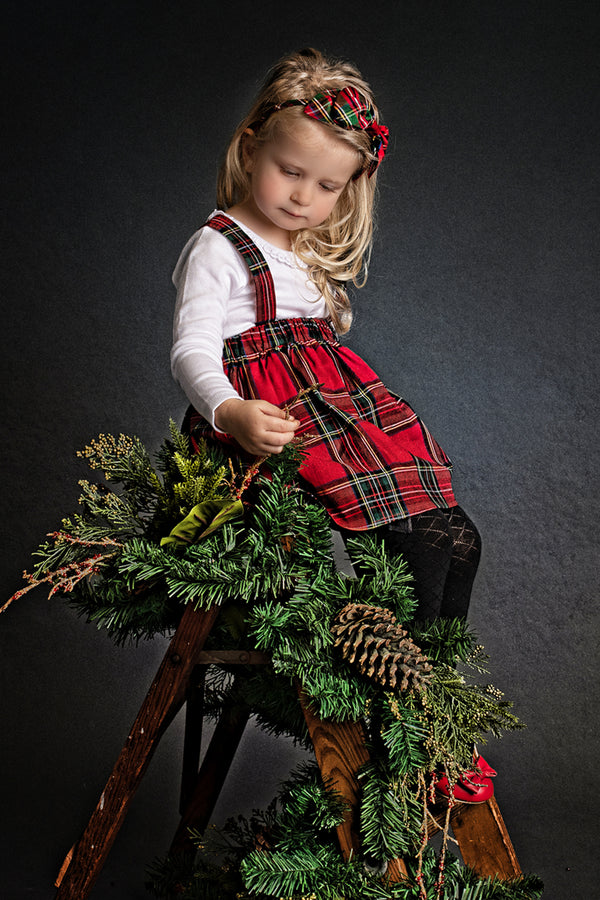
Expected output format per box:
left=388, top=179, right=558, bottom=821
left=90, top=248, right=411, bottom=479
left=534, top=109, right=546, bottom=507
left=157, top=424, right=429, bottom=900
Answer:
left=450, top=795, right=522, bottom=879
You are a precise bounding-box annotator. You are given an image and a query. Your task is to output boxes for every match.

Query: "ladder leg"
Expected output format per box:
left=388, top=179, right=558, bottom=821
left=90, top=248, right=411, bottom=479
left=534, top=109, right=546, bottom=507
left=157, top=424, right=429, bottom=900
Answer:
left=296, top=682, right=408, bottom=880
left=54, top=603, right=220, bottom=900
left=450, top=795, right=522, bottom=879
left=179, top=666, right=206, bottom=814
left=170, top=686, right=251, bottom=855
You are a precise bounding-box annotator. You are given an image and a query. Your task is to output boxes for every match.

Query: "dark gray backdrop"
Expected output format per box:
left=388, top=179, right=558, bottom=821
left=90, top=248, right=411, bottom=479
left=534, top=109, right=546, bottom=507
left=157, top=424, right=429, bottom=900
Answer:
left=2, top=1, right=598, bottom=898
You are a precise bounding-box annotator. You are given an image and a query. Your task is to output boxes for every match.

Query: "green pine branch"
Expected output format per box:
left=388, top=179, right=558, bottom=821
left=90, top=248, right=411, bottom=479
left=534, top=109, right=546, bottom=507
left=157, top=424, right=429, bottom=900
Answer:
left=409, top=616, right=480, bottom=667
left=359, top=760, right=422, bottom=861
left=378, top=698, right=429, bottom=777
left=344, top=532, right=417, bottom=622
left=418, top=663, right=524, bottom=773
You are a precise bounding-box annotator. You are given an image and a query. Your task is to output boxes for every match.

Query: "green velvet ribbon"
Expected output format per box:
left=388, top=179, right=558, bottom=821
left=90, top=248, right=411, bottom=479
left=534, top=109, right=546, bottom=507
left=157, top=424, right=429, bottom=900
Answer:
left=160, top=498, right=243, bottom=547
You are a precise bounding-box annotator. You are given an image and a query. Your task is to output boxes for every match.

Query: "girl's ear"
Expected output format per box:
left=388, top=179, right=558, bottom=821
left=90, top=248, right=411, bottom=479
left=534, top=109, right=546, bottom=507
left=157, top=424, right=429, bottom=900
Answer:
left=241, top=128, right=257, bottom=173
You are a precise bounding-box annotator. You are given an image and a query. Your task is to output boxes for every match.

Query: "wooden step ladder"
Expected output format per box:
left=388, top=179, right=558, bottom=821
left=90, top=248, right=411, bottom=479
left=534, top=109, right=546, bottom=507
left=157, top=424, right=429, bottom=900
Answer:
left=54, top=603, right=521, bottom=899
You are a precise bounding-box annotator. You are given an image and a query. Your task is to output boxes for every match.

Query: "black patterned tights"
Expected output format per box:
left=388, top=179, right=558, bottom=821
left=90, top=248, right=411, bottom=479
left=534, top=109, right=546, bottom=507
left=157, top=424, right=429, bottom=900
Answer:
left=343, top=506, right=481, bottom=621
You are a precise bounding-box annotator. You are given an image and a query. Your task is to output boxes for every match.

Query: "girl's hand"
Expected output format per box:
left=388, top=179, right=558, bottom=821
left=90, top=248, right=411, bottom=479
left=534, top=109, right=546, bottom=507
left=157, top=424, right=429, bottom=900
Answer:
left=214, top=398, right=300, bottom=456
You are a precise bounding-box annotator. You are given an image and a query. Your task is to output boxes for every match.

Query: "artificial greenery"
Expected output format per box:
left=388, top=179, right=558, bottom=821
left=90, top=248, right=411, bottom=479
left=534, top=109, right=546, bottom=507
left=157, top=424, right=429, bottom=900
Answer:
left=7, top=423, right=543, bottom=898
left=145, top=764, right=544, bottom=900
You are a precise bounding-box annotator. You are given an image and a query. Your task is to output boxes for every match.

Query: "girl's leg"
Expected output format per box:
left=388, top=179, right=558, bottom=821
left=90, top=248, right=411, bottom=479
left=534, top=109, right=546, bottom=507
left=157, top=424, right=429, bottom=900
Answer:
left=341, top=506, right=481, bottom=621
left=381, top=509, right=454, bottom=620
left=439, top=506, right=482, bottom=619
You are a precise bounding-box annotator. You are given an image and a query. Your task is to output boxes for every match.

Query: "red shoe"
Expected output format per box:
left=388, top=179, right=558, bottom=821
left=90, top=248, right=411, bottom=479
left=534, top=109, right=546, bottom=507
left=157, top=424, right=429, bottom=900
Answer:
left=434, top=770, right=494, bottom=804
left=473, top=753, right=497, bottom=778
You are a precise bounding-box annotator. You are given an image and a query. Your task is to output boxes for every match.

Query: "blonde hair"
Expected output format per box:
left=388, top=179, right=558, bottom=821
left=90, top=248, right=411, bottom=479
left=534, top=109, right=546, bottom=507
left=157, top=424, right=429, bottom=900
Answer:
left=216, top=48, right=384, bottom=332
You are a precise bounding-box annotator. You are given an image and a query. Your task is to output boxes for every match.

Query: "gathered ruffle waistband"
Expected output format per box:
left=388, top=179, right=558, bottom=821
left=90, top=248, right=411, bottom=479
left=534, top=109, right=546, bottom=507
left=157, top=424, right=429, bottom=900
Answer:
left=222, top=316, right=338, bottom=364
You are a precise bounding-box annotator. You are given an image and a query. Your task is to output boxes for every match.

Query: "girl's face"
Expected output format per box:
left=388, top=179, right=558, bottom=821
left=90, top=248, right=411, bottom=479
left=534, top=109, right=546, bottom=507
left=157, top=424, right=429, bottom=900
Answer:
left=239, top=117, right=359, bottom=249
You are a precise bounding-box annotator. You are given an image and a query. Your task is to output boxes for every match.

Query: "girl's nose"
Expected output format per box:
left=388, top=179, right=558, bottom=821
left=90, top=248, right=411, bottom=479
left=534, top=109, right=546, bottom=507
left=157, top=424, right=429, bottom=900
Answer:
left=291, top=184, right=311, bottom=206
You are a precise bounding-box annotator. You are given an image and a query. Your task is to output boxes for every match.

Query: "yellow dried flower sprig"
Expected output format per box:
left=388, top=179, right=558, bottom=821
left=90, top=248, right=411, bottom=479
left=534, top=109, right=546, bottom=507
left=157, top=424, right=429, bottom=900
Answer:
left=77, top=433, right=137, bottom=480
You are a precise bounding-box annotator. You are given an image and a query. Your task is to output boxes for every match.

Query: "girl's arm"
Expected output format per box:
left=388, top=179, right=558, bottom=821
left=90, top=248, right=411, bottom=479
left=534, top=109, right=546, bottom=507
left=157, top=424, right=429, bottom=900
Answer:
left=172, top=227, right=298, bottom=454
left=171, top=228, right=253, bottom=427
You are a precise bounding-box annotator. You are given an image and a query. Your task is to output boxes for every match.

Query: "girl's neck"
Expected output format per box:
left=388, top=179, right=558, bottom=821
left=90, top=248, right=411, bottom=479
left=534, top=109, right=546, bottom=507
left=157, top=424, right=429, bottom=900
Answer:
left=226, top=201, right=293, bottom=251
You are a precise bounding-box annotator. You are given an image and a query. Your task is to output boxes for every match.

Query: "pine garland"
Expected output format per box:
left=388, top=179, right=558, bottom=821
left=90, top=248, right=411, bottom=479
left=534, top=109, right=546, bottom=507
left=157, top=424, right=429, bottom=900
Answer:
left=146, top=769, right=544, bottom=900
left=359, top=759, right=423, bottom=861
left=6, top=423, right=542, bottom=898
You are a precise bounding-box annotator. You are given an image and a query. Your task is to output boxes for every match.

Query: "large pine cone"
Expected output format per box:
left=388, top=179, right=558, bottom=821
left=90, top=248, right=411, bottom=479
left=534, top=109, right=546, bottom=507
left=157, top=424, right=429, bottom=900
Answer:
left=331, top=603, right=432, bottom=692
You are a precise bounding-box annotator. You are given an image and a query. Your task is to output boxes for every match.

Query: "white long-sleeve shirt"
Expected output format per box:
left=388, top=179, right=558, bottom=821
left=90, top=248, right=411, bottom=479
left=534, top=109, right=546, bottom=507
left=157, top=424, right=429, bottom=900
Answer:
left=170, top=212, right=327, bottom=426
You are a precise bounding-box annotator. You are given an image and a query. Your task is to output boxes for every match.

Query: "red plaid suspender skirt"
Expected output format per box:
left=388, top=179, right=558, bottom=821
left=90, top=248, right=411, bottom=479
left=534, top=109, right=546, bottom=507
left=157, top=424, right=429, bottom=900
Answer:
left=186, top=214, right=457, bottom=531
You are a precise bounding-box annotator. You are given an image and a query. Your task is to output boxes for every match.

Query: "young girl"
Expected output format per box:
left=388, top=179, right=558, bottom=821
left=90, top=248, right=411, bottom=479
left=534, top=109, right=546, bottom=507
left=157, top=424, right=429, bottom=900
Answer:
left=171, top=48, right=481, bottom=622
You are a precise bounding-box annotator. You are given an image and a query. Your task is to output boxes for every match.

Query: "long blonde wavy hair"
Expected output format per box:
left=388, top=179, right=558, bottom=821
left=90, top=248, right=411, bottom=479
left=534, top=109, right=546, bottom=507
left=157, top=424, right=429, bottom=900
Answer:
left=216, top=48, right=384, bottom=332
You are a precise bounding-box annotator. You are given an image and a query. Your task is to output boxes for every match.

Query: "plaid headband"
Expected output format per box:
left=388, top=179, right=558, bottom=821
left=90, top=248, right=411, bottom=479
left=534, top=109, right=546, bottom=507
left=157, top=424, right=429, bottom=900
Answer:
left=269, top=87, right=389, bottom=178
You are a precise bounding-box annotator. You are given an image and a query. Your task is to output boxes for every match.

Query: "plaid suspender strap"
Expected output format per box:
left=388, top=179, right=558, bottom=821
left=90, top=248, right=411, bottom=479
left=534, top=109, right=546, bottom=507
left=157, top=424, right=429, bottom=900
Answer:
left=205, top=214, right=276, bottom=323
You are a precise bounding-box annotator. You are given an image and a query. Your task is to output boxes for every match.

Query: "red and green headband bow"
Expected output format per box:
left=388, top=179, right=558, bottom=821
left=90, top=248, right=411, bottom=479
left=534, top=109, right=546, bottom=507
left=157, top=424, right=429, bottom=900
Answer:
left=272, top=87, right=389, bottom=177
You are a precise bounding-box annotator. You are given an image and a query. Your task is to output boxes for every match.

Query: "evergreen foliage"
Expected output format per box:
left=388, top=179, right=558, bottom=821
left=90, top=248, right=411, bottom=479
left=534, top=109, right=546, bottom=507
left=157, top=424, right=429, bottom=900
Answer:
left=359, top=759, right=422, bottom=860
left=8, top=424, right=541, bottom=898
left=145, top=777, right=545, bottom=900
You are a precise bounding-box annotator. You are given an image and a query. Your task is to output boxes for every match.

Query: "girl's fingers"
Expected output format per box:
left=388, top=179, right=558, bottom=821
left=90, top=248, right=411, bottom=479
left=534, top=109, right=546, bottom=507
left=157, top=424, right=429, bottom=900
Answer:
left=257, top=426, right=298, bottom=455
left=265, top=417, right=299, bottom=434
left=258, top=400, right=299, bottom=418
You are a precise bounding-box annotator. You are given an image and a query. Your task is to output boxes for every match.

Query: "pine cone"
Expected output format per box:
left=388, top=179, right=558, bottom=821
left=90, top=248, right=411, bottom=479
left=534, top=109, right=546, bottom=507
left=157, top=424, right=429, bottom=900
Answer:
left=331, top=603, right=432, bottom=692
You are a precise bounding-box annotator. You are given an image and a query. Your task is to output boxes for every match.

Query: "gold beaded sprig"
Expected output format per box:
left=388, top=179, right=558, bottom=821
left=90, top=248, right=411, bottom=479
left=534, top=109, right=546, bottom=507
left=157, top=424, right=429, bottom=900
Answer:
left=77, top=432, right=136, bottom=478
